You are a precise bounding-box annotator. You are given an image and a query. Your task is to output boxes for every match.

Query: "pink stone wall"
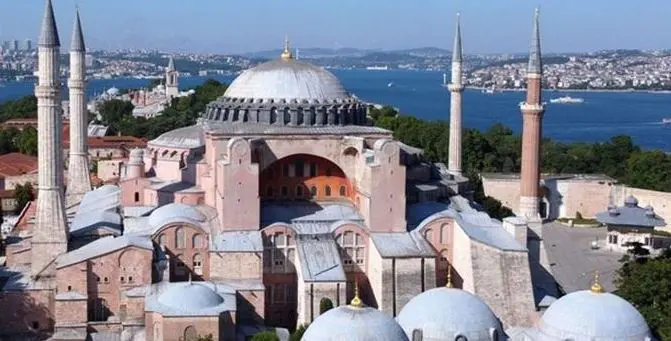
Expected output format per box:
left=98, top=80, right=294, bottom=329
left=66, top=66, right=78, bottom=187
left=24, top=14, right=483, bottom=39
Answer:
left=238, top=290, right=266, bottom=324
left=162, top=315, right=229, bottom=341
left=97, top=160, right=123, bottom=181
left=119, top=296, right=145, bottom=321
left=0, top=289, right=54, bottom=335
left=153, top=223, right=210, bottom=281
left=419, top=217, right=456, bottom=287
left=364, top=140, right=407, bottom=232
left=56, top=262, right=87, bottom=294
left=219, top=138, right=259, bottom=231
left=210, top=252, right=262, bottom=280
left=6, top=241, right=32, bottom=267
left=119, top=178, right=150, bottom=206
left=55, top=299, right=87, bottom=325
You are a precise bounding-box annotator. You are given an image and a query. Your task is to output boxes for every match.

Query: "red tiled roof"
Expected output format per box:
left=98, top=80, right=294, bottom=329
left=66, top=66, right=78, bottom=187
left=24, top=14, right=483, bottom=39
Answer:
left=0, top=153, right=38, bottom=178
left=63, top=136, right=147, bottom=149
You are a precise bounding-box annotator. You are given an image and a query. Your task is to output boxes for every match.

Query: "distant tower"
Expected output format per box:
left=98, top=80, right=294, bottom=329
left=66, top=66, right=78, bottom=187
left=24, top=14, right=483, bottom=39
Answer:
left=518, top=8, right=545, bottom=221
left=66, top=8, right=92, bottom=204
left=165, top=57, right=179, bottom=100
left=124, top=148, right=145, bottom=180
left=32, top=0, right=68, bottom=277
left=447, top=13, right=464, bottom=176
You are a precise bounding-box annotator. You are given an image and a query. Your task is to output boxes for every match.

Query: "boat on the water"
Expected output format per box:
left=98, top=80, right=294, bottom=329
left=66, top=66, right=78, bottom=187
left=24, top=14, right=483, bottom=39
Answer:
left=550, top=96, right=585, bottom=104
left=387, top=82, right=395, bottom=88
left=662, top=118, right=671, bottom=125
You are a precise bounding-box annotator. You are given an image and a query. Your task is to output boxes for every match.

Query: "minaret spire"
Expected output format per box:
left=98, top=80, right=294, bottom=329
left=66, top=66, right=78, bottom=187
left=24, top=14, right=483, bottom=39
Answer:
left=67, top=6, right=92, bottom=204
left=281, top=34, right=293, bottom=60
left=447, top=13, right=465, bottom=176
left=32, top=0, right=68, bottom=277
left=518, top=7, right=546, bottom=222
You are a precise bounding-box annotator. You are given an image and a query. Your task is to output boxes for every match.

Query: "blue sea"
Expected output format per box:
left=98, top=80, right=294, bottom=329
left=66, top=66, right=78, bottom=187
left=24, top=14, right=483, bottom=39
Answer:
left=1, top=69, right=669, bottom=151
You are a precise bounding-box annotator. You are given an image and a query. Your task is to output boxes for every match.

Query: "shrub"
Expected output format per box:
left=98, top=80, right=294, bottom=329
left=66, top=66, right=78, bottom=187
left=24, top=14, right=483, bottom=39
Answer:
left=290, top=324, right=309, bottom=341
left=319, top=297, right=334, bottom=314
left=251, top=331, right=279, bottom=341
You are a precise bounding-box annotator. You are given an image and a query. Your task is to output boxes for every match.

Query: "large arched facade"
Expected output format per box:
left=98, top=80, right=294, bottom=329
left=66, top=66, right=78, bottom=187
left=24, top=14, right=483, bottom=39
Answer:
left=259, top=154, right=354, bottom=203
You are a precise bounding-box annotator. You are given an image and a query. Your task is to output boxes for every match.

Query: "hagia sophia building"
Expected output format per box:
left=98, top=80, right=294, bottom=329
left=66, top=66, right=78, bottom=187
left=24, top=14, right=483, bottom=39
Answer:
left=0, top=1, right=656, bottom=341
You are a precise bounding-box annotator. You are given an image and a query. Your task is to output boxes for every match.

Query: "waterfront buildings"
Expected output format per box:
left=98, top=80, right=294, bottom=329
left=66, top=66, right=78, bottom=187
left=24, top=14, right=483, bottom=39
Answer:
left=0, top=3, right=655, bottom=341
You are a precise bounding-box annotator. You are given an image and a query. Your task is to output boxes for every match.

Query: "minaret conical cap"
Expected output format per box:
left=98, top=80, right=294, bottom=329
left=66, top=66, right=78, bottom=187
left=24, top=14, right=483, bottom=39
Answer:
left=167, top=56, right=175, bottom=71
left=39, top=0, right=60, bottom=47
left=452, top=13, right=463, bottom=63
left=527, top=8, right=542, bottom=74
left=70, top=8, right=85, bottom=52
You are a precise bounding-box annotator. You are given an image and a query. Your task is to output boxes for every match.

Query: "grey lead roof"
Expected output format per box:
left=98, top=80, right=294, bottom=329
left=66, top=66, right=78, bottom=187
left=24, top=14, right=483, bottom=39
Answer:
left=211, top=231, right=264, bottom=252
left=70, top=9, right=85, bottom=52
left=527, top=8, right=542, bottom=74
left=452, top=13, right=463, bottom=63
left=144, top=281, right=236, bottom=316
left=39, top=0, right=60, bottom=47
left=296, top=234, right=346, bottom=282
left=370, top=233, right=435, bottom=258
left=595, top=196, right=666, bottom=227
left=56, top=235, right=154, bottom=268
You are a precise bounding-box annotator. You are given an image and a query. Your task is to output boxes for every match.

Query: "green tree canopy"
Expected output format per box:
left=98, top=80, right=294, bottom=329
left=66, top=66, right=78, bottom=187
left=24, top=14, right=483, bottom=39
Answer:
left=615, top=250, right=671, bottom=341
left=319, top=298, right=334, bottom=314
left=14, top=182, right=35, bottom=214
left=290, top=324, right=309, bottom=341
left=251, top=331, right=280, bottom=341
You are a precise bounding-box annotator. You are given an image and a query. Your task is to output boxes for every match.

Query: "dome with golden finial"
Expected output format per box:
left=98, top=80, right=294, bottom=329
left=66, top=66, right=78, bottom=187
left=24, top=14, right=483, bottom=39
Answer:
left=301, top=283, right=408, bottom=341
left=538, top=271, right=651, bottom=341
left=396, top=267, right=503, bottom=341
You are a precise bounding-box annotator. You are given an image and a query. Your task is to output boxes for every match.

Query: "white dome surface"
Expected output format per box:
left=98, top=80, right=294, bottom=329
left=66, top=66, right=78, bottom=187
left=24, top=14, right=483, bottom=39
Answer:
left=539, top=290, right=651, bottom=341
left=148, top=203, right=205, bottom=229
left=223, top=59, right=350, bottom=102
left=396, top=287, right=502, bottom=341
left=158, top=282, right=224, bottom=311
left=302, top=305, right=408, bottom=341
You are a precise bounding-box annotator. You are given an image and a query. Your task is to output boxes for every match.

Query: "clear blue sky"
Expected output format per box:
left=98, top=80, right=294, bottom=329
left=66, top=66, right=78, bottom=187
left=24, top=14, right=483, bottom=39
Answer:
left=0, top=0, right=669, bottom=54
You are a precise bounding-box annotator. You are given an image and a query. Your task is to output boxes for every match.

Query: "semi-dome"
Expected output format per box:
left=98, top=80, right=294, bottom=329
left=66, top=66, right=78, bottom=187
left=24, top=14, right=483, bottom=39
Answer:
left=149, top=124, right=205, bottom=149
left=202, top=37, right=368, bottom=127
left=148, top=203, right=205, bottom=229
left=396, top=281, right=502, bottom=341
left=302, top=294, right=408, bottom=341
left=538, top=277, right=651, bottom=341
left=158, top=282, right=224, bottom=311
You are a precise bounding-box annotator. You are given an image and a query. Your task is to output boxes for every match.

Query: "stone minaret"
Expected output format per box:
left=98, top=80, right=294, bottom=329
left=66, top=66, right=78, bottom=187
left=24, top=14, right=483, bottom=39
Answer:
left=66, top=9, right=91, bottom=204
left=448, top=13, right=464, bottom=176
left=518, top=8, right=545, bottom=221
left=32, top=0, right=68, bottom=277
left=165, top=57, right=179, bottom=100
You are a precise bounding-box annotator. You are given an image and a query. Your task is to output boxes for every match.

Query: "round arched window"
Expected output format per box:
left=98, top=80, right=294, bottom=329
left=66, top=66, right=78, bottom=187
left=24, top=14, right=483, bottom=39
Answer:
left=456, top=335, right=468, bottom=341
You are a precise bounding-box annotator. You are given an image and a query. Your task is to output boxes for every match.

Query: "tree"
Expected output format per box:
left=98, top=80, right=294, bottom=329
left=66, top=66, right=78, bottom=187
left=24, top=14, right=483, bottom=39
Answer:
left=17, top=126, right=38, bottom=156
left=251, top=331, right=280, bottom=341
left=319, top=298, right=334, bottom=314
left=615, top=250, right=671, bottom=341
left=14, top=182, right=35, bottom=214
left=290, top=324, right=309, bottom=341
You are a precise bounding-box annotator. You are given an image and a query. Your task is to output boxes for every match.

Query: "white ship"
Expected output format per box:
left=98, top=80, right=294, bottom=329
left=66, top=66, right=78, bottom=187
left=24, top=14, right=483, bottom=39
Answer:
left=662, top=118, right=671, bottom=125
left=366, top=65, right=389, bottom=71
left=550, top=96, right=585, bottom=104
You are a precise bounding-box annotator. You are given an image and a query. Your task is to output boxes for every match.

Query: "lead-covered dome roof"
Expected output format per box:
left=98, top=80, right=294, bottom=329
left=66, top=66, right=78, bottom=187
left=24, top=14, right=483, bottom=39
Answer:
left=396, top=286, right=502, bottom=341
left=302, top=295, right=408, bottom=341
left=538, top=281, right=651, bottom=341
left=202, top=39, right=368, bottom=127
left=158, top=282, right=224, bottom=311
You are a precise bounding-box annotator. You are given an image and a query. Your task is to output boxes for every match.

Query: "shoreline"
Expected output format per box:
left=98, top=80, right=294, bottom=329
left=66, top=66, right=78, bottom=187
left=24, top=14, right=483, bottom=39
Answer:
left=464, top=86, right=671, bottom=94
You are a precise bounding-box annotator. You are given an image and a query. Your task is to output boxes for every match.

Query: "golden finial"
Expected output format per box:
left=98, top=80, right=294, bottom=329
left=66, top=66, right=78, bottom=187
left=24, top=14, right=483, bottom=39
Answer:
left=590, top=271, right=605, bottom=293
left=446, top=266, right=454, bottom=288
left=350, top=280, right=363, bottom=308
left=281, top=34, right=293, bottom=60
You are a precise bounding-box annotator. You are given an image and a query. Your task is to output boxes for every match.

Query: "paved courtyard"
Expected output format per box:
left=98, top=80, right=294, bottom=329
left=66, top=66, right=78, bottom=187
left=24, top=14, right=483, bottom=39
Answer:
left=542, top=222, right=623, bottom=293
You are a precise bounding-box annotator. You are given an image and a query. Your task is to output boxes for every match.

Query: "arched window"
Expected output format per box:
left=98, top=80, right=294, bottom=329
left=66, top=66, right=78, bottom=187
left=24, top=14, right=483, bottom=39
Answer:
left=175, top=255, right=187, bottom=276
left=412, top=329, right=423, bottom=341
left=184, top=326, right=198, bottom=341
left=423, top=229, right=433, bottom=243
left=158, top=233, right=166, bottom=246
left=337, top=231, right=365, bottom=268
left=193, top=254, right=203, bottom=275
left=440, top=224, right=449, bottom=244
left=192, top=234, right=203, bottom=248
left=309, top=163, right=318, bottom=176
left=325, top=185, right=332, bottom=197
left=264, top=232, right=296, bottom=273
left=310, top=186, right=317, bottom=197
left=339, top=185, right=347, bottom=196
left=455, top=335, right=468, bottom=341
left=175, top=228, right=185, bottom=249
left=134, top=192, right=139, bottom=202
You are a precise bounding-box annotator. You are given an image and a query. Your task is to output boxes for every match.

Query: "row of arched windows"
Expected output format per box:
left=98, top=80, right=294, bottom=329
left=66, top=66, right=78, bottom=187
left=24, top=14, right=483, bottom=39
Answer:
left=157, top=229, right=206, bottom=249
left=266, top=184, right=347, bottom=198
left=336, top=231, right=365, bottom=268
left=173, top=253, right=204, bottom=276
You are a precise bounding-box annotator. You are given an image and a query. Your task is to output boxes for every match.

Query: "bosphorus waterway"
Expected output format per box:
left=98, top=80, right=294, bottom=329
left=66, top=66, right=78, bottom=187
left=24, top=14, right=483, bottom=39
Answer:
left=1, top=69, right=669, bottom=151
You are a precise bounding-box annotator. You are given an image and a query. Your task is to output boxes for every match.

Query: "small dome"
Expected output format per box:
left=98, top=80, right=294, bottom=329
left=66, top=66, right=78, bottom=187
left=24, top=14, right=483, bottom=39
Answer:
left=397, top=287, right=502, bottom=341
left=149, top=203, right=205, bottom=229
left=158, top=282, right=224, bottom=311
left=149, top=125, right=205, bottom=149
left=302, top=305, right=408, bottom=341
left=624, top=195, right=639, bottom=207
left=539, top=290, right=650, bottom=341
left=128, top=148, right=145, bottom=164
left=223, top=59, right=350, bottom=102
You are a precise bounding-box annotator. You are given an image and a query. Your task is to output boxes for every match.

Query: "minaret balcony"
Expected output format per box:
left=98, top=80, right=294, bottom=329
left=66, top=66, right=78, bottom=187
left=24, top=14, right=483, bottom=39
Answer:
left=448, top=84, right=464, bottom=92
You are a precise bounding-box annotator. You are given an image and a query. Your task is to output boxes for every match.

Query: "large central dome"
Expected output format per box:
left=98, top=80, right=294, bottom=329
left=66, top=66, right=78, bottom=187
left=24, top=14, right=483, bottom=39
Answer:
left=202, top=39, right=368, bottom=127
left=224, top=58, right=350, bottom=102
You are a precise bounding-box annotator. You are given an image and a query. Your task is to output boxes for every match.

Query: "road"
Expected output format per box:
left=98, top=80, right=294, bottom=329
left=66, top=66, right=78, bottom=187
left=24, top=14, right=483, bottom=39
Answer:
left=542, top=222, right=623, bottom=293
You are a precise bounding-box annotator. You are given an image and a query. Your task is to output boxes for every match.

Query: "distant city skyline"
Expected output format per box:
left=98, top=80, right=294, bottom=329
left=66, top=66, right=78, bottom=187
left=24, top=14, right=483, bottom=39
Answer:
left=1, top=0, right=670, bottom=54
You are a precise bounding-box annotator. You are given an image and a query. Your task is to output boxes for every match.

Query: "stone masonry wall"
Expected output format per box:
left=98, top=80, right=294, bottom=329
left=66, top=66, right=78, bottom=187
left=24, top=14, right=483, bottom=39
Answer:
left=209, top=252, right=262, bottom=280
left=613, top=185, right=671, bottom=231
left=393, top=257, right=425, bottom=314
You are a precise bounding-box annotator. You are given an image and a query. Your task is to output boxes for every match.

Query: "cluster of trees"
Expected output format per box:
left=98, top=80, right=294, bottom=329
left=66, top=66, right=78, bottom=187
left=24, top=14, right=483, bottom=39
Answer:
left=0, top=96, right=39, bottom=155
left=371, top=106, right=671, bottom=193
left=97, top=79, right=228, bottom=139
left=616, top=247, right=671, bottom=340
